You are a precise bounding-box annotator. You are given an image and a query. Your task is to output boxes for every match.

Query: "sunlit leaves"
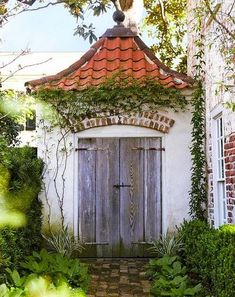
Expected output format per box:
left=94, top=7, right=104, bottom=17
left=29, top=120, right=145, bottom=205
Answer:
left=0, top=209, right=26, bottom=227
left=144, top=0, right=187, bottom=72
left=74, top=23, right=97, bottom=44
left=0, top=276, right=87, bottom=297
left=0, top=90, right=36, bottom=145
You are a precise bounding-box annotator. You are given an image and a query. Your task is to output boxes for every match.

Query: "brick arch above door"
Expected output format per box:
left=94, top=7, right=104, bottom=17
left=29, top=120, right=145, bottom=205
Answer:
left=78, top=112, right=175, bottom=133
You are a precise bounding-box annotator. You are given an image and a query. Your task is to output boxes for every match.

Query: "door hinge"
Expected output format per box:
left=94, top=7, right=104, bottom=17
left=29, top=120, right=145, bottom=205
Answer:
left=131, top=147, right=165, bottom=151
left=84, top=242, right=109, bottom=245
left=76, top=147, right=108, bottom=151
left=131, top=241, right=153, bottom=245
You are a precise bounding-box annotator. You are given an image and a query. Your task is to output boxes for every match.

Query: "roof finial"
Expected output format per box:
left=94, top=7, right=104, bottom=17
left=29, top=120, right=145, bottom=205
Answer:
left=113, top=10, right=125, bottom=26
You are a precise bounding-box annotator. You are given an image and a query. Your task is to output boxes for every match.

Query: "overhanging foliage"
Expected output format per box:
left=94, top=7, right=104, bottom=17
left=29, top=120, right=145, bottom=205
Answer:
left=35, top=74, right=189, bottom=130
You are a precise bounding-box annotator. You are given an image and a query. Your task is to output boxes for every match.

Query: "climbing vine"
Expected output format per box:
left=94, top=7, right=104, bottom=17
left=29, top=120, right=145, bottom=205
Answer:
left=33, top=72, right=190, bottom=231
left=35, top=73, right=188, bottom=131
left=189, top=6, right=207, bottom=220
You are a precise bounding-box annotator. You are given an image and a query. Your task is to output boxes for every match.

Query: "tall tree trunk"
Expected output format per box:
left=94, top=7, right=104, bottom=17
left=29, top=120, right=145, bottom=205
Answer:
left=119, top=0, right=134, bottom=11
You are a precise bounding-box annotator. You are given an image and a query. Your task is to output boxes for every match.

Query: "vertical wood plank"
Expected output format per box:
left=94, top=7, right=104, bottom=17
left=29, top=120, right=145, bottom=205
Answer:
left=77, top=138, right=97, bottom=257
left=143, top=138, right=162, bottom=256
left=95, top=138, right=119, bottom=257
left=119, top=138, right=144, bottom=257
left=109, top=139, right=120, bottom=257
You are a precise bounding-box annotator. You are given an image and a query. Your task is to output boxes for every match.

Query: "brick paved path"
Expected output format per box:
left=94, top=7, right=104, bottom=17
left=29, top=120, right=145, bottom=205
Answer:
left=84, top=258, right=151, bottom=297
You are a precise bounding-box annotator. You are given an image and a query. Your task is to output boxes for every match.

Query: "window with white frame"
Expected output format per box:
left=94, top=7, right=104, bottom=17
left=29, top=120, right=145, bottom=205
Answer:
left=212, top=113, right=227, bottom=227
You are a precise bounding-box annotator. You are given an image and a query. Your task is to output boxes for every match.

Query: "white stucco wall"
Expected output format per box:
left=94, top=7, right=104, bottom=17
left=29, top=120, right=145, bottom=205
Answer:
left=36, top=108, right=192, bottom=235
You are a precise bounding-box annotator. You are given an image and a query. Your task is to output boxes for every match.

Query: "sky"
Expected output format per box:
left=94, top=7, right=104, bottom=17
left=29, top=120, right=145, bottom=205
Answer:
left=0, top=1, right=153, bottom=53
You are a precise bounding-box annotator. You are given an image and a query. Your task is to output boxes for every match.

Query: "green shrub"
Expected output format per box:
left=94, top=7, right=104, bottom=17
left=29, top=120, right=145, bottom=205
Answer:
left=0, top=147, right=43, bottom=277
left=178, top=220, right=216, bottom=287
left=147, top=255, right=202, bottom=296
left=179, top=220, right=235, bottom=297
left=19, top=249, right=90, bottom=292
left=212, top=225, right=235, bottom=297
left=0, top=147, right=43, bottom=211
left=0, top=199, right=42, bottom=271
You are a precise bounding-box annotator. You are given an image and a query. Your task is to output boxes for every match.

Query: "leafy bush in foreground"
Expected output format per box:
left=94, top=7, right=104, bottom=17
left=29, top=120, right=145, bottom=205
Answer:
left=147, top=255, right=202, bottom=296
left=0, top=249, right=89, bottom=297
left=0, top=147, right=43, bottom=282
left=179, top=220, right=235, bottom=297
left=0, top=276, right=86, bottom=297
left=19, top=249, right=90, bottom=292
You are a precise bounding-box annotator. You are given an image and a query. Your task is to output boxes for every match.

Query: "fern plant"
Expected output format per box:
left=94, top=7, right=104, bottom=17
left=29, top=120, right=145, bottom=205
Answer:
left=148, top=233, right=184, bottom=258
left=43, top=226, right=84, bottom=258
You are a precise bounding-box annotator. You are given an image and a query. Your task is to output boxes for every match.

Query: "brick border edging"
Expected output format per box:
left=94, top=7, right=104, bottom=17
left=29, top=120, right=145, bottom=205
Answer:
left=74, top=112, right=175, bottom=133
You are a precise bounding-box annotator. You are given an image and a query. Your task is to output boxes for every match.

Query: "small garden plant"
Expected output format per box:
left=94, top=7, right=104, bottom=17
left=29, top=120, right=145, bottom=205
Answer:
left=19, top=249, right=90, bottom=291
left=43, top=226, right=84, bottom=258
left=146, top=232, right=202, bottom=297
left=147, top=255, right=202, bottom=296
left=148, top=232, right=184, bottom=258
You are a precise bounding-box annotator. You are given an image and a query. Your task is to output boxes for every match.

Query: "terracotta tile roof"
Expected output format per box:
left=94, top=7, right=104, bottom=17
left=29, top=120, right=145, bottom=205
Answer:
left=25, top=26, right=193, bottom=90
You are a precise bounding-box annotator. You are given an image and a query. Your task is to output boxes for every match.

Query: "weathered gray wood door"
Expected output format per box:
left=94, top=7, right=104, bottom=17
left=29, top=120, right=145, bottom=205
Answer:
left=77, top=138, right=162, bottom=257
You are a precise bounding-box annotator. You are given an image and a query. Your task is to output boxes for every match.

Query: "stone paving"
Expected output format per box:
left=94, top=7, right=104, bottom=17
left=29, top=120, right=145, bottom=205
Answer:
left=83, top=258, right=152, bottom=297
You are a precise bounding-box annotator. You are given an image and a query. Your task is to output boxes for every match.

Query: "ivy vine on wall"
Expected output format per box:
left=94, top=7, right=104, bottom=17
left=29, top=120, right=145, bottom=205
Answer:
left=35, top=73, right=189, bottom=131
left=189, top=6, right=207, bottom=220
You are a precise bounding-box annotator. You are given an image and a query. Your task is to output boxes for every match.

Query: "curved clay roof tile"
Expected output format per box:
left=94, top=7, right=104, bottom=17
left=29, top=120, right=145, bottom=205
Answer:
left=25, top=25, right=193, bottom=90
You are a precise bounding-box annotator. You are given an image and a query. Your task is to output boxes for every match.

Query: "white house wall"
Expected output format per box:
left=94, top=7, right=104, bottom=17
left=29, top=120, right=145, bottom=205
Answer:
left=36, top=109, right=192, bottom=235
left=0, top=52, right=83, bottom=91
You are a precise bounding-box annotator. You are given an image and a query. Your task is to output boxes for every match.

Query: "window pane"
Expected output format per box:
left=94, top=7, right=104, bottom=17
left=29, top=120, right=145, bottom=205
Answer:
left=223, top=200, right=227, bottom=221
left=218, top=140, right=221, bottom=158
left=220, top=118, right=223, bottom=137
left=26, top=110, right=36, bottom=131
left=221, top=159, right=224, bottom=179
left=218, top=181, right=226, bottom=224
left=218, top=160, right=222, bottom=179
left=220, top=139, right=224, bottom=157
left=217, top=118, right=220, bottom=137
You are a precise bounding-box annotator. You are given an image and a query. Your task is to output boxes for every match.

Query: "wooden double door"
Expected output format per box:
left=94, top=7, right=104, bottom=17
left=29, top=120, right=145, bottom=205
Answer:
left=77, top=138, right=162, bottom=257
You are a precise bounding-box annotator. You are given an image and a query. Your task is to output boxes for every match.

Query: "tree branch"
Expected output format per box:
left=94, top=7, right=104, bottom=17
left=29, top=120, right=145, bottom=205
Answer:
left=1, top=58, right=52, bottom=84
left=0, top=50, right=30, bottom=70
left=204, top=0, right=235, bottom=39
left=227, top=0, right=235, bottom=17
left=19, top=0, right=65, bottom=13
left=0, top=1, right=65, bottom=24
